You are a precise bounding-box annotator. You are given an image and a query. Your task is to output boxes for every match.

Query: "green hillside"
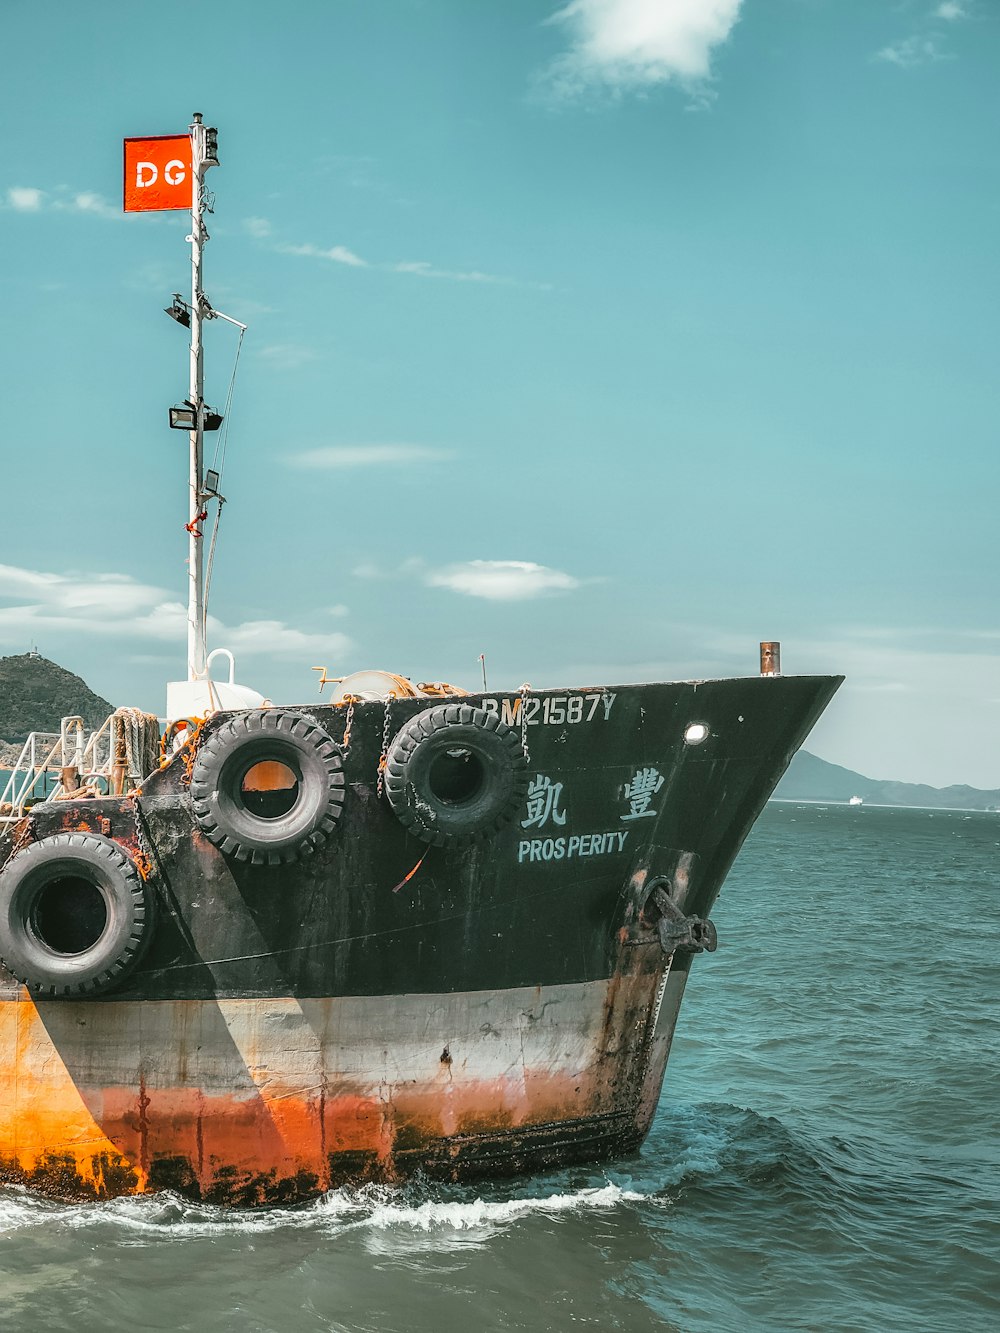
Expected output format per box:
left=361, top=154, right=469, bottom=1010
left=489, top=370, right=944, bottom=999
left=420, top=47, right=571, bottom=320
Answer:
left=0, top=653, right=114, bottom=742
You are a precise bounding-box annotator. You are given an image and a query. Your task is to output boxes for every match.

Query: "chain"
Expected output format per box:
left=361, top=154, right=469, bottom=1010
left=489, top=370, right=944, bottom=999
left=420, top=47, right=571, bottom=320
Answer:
left=340, top=697, right=357, bottom=755
left=519, top=682, right=531, bottom=764
left=376, top=697, right=393, bottom=799
left=129, top=792, right=155, bottom=882
left=180, top=717, right=207, bottom=786
left=0, top=815, right=34, bottom=874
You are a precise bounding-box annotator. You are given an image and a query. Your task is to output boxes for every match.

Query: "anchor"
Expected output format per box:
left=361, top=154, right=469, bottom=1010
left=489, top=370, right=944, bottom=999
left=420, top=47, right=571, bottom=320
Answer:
left=650, top=884, right=718, bottom=956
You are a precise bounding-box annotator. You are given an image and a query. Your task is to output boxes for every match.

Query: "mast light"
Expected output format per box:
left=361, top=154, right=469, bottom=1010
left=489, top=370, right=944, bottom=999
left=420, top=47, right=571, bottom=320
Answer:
left=169, top=401, right=224, bottom=431
left=169, top=403, right=195, bottom=431
left=164, top=294, right=191, bottom=328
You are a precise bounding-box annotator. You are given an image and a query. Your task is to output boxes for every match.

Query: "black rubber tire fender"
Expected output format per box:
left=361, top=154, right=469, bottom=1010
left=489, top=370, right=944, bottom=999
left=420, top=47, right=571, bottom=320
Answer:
left=383, top=703, right=529, bottom=847
left=0, top=833, right=153, bottom=998
left=190, top=709, right=346, bottom=865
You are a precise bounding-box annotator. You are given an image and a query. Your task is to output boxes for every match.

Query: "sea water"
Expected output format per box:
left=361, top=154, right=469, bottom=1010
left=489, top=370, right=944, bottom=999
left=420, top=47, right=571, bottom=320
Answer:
left=0, top=805, right=996, bottom=1331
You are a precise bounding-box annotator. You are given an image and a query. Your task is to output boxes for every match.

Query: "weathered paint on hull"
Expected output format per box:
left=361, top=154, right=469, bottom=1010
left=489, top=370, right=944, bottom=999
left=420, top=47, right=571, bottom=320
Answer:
left=0, top=966, right=683, bottom=1205
left=0, top=676, right=841, bottom=1203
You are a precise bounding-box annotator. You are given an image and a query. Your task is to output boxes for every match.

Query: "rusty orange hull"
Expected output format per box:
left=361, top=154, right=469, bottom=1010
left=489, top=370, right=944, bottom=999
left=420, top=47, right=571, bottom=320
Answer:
left=0, top=963, right=690, bottom=1205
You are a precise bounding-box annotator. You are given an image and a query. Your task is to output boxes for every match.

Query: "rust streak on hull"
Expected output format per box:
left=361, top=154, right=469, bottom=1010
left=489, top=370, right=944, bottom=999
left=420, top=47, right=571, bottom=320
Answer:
left=0, top=968, right=665, bottom=1204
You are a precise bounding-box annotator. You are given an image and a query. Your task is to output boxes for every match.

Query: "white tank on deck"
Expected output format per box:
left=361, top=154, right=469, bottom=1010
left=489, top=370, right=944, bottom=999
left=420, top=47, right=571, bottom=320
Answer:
left=166, top=649, right=265, bottom=720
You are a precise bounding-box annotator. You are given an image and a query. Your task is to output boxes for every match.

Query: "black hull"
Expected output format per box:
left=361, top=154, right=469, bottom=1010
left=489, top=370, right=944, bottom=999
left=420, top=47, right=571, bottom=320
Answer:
left=0, top=675, right=840, bottom=1203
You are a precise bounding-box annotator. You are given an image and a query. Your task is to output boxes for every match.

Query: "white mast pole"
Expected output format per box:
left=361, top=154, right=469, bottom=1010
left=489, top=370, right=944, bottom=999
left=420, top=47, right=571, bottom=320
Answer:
left=187, top=112, right=209, bottom=682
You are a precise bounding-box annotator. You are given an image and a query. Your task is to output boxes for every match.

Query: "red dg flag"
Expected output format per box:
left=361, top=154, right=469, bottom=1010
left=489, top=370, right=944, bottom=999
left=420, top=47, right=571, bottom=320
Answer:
left=123, top=135, right=192, bottom=212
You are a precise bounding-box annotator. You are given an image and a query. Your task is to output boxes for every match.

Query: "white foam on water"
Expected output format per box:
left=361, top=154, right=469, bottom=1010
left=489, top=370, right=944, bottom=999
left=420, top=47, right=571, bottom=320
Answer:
left=0, top=1188, right=58, bottom=1234
left=357, top=1182, right=645, bottom=1233
left=0, top=1180, right=647, bottom=1241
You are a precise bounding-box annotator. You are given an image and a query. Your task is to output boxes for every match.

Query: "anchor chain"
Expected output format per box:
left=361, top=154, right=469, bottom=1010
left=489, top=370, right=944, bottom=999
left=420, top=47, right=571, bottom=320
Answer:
left=129, top=792, right=155, bottom=883
left=339, top=696, right=358, bottom=756
left=376, top=697, right=393, bottom=799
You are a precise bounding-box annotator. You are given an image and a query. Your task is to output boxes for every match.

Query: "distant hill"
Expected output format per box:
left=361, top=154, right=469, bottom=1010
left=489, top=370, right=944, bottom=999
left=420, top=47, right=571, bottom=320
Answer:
left=775, top=750, right=1000, bottom=811
left=0, top=653, right=114, bottom=745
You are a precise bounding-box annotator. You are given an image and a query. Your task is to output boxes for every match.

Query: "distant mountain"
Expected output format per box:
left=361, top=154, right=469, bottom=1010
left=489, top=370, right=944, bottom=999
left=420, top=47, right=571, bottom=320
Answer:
left=775, top=750, right=1000, bottom=811
left=0, top=653, right=114, bottom=745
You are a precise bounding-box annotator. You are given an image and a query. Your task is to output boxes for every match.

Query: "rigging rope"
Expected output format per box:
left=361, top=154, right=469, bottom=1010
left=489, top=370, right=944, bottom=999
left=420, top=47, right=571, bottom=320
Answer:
left=202, top=497, right=224, bottom=644
left=210, top=324, right=245, bottom=483
left=203, top=324, right=245, bottom=640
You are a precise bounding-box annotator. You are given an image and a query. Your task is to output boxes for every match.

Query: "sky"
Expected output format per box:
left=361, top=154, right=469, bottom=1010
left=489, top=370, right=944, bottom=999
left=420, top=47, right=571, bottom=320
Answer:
left=0, top=0, right=997, bottom=787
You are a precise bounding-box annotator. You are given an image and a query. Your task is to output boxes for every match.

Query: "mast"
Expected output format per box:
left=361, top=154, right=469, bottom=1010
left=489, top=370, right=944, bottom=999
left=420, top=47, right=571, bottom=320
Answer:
left=186, top=113, right=218, bottom=682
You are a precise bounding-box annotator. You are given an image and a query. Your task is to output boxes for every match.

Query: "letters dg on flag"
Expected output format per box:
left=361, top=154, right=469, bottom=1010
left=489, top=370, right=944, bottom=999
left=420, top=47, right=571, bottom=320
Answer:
left=123, top=135, right=192, bottom=212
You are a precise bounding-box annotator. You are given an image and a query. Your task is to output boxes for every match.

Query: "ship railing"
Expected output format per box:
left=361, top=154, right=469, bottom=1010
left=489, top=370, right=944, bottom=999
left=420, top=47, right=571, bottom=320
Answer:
left=80, top=713, right=115, bottom=778
left=0, top=731, right=64, bottom=821
left=0, top=711, right=164, bottom=824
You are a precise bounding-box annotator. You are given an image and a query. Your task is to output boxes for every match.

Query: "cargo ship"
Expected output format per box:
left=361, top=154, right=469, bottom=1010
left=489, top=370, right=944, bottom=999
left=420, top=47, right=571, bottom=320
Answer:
left=0, top=117, right=841, bottom=1206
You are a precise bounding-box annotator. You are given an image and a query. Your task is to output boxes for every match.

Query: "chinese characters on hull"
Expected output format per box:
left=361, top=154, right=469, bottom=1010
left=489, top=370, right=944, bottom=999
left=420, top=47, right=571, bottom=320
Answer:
left=621, top=767, right=665, bottom=822
left=521, top=774, right=568, bottom=830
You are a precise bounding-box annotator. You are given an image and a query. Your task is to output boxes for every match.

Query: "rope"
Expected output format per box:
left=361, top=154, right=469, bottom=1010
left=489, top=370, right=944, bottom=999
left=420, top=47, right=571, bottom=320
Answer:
left=202, top=324, right=245, bottom=639
left=202, top=497, right=224, bottom=645
left=113, top=708, right=160, bottom=781
left=390, top=848, right=428, bottom=894
left=210, top=324, right=245, bottom=482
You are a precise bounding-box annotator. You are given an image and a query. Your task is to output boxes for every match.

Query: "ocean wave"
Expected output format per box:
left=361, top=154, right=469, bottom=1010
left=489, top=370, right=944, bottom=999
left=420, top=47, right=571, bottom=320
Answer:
left=0, top=1178, right=646, bottom=1242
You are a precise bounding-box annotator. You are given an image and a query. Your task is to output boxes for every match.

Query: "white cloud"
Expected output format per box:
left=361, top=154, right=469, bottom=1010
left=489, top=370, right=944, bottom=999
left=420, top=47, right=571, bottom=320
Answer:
left=876, top=35, right=947, bottom=66
left=243, top=216, right=272, bottom=238
left=426, top=560, right=581, bottom=601
left=543, top=0, right=743, bottom=96
left=392, top=260, right=524, bottom=286
left=218, top=620, right=352, bottom=658
left=277, top=241, right=368, bottom=267
left=67, top=191, right=118, bottom=219
left=6, top=187, right=44, bottom=211
left=257, top=343, right=321, bottom=370
left=876, top=0, right=968, bottom=69
left=277, top=240, right=543, bottom=290
left=0, top=564, right=165, bottom=619
left=3, top=186, right=121, bottom=219
left=289, top=444, right=453, bottom=468
left=0, top=563, right=351, bottom=660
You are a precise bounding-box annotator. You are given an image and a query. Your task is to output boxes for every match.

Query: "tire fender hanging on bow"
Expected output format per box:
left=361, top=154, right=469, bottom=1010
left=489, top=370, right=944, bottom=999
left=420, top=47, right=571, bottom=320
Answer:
left=0, top=833, right=154, bottom=998
left=190, top=709, right=345, bottom=865
left=383, top=703, right=529, bottom=847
